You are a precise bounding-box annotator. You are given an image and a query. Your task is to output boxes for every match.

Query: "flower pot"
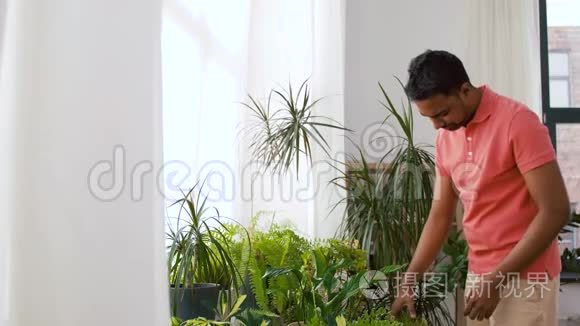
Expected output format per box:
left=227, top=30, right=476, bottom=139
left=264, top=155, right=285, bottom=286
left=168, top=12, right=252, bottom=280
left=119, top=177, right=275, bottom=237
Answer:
left=170, top=283, right=220, bottom=320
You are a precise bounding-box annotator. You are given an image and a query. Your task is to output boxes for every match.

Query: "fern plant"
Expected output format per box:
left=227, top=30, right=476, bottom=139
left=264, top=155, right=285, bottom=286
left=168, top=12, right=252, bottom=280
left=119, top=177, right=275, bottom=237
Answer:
left=223, top=215, right=311, bottom=323
left=250, top=224, right=310, bottom=321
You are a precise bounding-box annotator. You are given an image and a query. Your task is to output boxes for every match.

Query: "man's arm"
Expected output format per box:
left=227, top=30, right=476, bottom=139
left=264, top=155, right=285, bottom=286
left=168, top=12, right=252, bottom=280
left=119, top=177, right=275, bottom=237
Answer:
left=392, top=174, right=458, bottom=318
left=490, top=161, right=570, bottom=279
left=402, top=174, right=458, bottom=282
left=465, top=161, right=569, bottom=320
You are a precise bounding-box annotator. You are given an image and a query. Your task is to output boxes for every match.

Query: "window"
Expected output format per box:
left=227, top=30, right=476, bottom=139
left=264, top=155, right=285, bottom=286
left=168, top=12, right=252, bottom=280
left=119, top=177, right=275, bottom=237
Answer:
left=161, top=1, right=250, bottom=222
left=548, top=51, right=570, bottom=107
left=540, top=0, right=580, bottom=250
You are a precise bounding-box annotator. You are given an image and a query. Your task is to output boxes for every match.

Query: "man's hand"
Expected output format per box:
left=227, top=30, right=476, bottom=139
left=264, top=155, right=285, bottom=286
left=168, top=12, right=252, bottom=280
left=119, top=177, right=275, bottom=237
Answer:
left=391, top=174, right=457, bottom=319
left=464, top=273, right=502, bottom=321
left=391, top=282, right=417, bottom=319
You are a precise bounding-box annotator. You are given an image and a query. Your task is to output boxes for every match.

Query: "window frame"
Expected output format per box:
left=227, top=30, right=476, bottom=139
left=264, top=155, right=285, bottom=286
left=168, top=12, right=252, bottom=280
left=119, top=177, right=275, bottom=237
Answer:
left=539, top=0, right=580, bottom=149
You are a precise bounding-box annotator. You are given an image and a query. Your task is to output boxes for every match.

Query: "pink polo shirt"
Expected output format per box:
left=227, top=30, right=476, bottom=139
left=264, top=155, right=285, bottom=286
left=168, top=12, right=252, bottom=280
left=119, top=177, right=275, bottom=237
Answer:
left=435, top=86, right=561, bottom=279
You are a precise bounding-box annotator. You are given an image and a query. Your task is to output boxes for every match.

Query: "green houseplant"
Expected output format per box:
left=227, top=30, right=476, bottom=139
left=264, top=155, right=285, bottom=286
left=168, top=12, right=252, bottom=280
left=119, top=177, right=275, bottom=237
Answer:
left=332, top=79, right=453, bottom=325
left=235, top=77, right=454, bottom=324
left=561, top=248, right=580, bottom=274
left=435, top=229, right=468, bottom=292
left=235, top=220, right=377, bottom=325
left=264, top=248, right=413, bottom=326
left=167, top=181, right=245, bottom=320
left=211, top=214, right=313, bottom=324
left=177, top=292, right=277, bottom=326
left=559, top=210, right=580, bottom=274
left=335, top=78, right=435, bottom=268
left=263, top=248, right=366, bottom=326
left=342, top=307, right=428, bottom=326
left=242, top=79, right=349, bottom=175
left=240, top=217, right=311, bottom=324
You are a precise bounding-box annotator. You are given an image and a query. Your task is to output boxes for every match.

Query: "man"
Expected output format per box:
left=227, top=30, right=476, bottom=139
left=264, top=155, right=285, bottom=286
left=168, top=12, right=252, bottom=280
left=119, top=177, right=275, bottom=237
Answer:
left=391, top=50, right=570, bottom=325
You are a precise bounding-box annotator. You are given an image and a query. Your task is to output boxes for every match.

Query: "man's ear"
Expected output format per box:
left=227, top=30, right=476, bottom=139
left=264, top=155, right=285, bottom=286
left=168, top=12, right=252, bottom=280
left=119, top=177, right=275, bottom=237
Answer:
left=458, top=82, right=471, bottom=100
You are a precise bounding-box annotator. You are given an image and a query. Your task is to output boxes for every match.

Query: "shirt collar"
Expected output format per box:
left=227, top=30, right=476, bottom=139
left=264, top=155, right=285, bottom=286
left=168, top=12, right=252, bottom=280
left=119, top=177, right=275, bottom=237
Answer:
left=469, top=85, right=495, bottom=125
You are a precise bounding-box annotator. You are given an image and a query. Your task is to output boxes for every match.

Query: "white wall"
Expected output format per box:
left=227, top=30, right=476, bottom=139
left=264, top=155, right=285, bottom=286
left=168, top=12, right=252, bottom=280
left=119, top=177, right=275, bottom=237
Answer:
left=345, top=0, right=468, bottom=158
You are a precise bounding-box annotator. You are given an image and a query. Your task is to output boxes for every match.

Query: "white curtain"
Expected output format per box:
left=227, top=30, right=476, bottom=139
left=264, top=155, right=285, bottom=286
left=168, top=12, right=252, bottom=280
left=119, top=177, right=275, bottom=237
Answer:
left=162, top=0, right=346, bottom=238
left=0, top=0, right=168, bottom=325
left=161, top=0, right=252, bottom=221
left=466, top=0, right=542, bottom=115
left=0, top=1, right=8, bottom=324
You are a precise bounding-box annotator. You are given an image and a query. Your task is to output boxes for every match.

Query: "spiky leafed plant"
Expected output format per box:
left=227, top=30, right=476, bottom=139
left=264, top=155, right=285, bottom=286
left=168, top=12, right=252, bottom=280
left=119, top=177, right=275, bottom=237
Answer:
left=166, top=181, right=245, bottom=316
left=242, top=79, right=349, bottom=175
left=331, top=78, right=453, bottom=325
left=333, top=77, right=435, bottom=268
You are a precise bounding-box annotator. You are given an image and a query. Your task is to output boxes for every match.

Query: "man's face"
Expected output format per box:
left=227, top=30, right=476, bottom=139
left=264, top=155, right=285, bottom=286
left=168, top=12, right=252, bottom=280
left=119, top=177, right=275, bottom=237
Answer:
left=414, top=88, right=472, bottom=131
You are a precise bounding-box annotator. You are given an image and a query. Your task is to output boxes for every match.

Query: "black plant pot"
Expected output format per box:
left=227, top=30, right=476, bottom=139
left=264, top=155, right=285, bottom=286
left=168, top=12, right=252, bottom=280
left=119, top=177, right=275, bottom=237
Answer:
left=170, top=283, right=220, bottom=321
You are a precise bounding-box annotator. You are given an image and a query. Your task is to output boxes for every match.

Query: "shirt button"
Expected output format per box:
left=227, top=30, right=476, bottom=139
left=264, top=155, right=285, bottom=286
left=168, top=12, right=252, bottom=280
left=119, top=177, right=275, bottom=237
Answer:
left=468, top=152, right=473, bottom=156
left=467, top=137, right=472, bottom=141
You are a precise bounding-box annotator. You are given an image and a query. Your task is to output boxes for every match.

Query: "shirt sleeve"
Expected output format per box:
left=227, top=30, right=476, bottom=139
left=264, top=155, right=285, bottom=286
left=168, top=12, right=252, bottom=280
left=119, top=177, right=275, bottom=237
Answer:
left=509, top=110, right=556, bottom=174
left=435, top=131, right=450, bottom=177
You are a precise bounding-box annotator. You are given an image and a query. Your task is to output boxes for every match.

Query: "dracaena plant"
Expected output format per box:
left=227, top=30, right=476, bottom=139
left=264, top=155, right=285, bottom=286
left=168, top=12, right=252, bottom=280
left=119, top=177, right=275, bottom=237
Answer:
left=331, top=78, right=454, bottom=325
left=242, top=79, right=349, bottom=175
left=166, top=181, right=246, bottom=315
left=333, top=77, right=435, bottom=268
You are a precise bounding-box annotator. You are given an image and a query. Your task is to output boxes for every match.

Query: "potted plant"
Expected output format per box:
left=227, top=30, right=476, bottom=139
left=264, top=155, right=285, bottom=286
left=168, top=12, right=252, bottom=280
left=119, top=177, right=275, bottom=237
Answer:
left=332, top=79, right=453, bottom=325
left=335, top=78, right=435, bottom=267
left=228, top=216, right=311, bottom=324
left=263, top=248, right=367, bottom=326
left=559, top=209, right=580, bottom=281
left=177, top=291, right=277, bottom=326
left=167, top=181, right=243, bottom=320
left=262, top=240, right=406, bottom=326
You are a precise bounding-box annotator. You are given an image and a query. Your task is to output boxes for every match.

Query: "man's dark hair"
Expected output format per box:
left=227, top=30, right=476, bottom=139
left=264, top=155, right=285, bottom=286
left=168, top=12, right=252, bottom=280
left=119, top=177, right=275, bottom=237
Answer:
left=405, top=50, right=470, bottom=101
